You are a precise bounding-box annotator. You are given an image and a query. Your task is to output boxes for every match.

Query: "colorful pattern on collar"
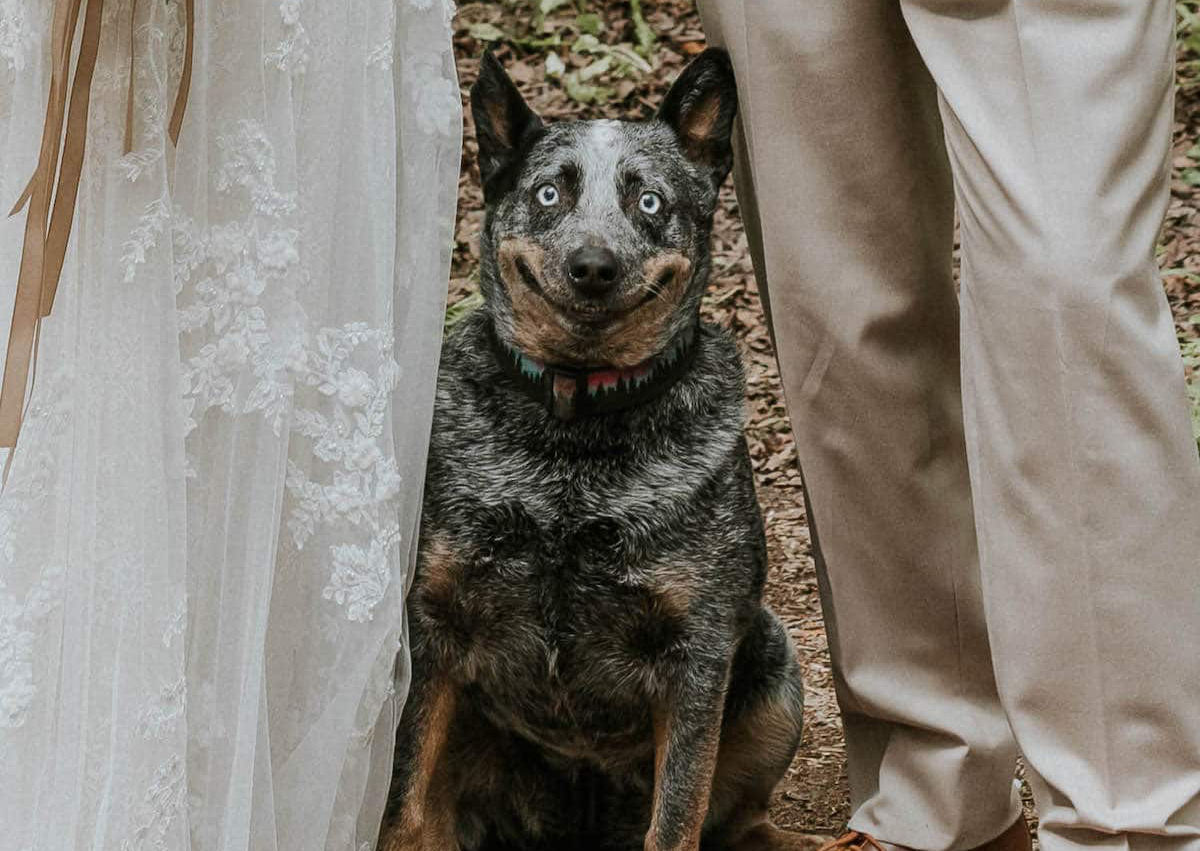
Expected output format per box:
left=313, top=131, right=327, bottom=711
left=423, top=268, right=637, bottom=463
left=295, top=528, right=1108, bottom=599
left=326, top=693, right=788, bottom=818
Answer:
left=489, top=322, right=700, bottom=421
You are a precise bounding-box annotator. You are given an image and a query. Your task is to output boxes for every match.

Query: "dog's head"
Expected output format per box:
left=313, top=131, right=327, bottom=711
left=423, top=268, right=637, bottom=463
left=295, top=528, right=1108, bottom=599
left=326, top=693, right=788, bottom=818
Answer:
left=471, top=48, right=737, bottom=367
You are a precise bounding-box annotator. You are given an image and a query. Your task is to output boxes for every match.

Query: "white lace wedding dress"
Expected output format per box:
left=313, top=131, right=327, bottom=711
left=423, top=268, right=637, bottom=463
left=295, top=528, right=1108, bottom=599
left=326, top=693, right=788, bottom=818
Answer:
left=0, top=1, right=460, bottom=848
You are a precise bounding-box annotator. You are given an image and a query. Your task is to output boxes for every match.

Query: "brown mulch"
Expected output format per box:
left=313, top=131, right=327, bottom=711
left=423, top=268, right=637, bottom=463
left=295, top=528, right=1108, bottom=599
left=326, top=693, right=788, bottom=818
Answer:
left=448, top=0, right=1200, bottom=838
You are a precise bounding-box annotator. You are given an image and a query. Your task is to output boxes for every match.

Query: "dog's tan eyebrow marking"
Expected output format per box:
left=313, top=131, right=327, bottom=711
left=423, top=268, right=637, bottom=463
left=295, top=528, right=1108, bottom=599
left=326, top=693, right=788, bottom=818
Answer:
left=620, top=166, right=670, bottom=200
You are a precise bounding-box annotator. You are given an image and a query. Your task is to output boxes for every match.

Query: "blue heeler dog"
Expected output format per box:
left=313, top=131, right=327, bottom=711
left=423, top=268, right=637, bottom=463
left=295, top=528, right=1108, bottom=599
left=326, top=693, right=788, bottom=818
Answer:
left=379, top=49, right=820, bottom=851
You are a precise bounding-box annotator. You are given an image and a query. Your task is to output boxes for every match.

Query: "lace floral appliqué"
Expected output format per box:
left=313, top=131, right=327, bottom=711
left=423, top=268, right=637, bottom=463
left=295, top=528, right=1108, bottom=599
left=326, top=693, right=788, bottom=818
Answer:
left=284, top=324, right=405, bottom=623
left=174, top=120, right=405, bottom=624
left=0, top=374, right=70, bottom=730
left=266, top=0, right=311, bottom=74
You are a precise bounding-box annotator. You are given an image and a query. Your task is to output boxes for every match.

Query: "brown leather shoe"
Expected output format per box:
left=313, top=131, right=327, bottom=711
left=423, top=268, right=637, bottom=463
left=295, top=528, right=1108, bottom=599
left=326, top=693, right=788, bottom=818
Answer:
left=815, top=816, right=1032, bottom=851
left=817, top=831, right=889, bottom=851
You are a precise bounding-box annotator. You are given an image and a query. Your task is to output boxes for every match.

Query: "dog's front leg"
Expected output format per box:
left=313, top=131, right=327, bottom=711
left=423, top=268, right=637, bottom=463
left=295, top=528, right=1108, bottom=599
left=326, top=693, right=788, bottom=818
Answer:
left=378, top=676, right=459, bottom=851
left=645, top=664, right=731, bottom=851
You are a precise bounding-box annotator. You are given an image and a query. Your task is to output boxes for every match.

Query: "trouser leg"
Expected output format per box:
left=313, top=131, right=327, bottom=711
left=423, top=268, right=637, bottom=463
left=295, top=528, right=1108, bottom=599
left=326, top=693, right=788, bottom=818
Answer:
left=897, top=1, right=1200, bottom=848
left=697, top=2, right=1021, bottom=847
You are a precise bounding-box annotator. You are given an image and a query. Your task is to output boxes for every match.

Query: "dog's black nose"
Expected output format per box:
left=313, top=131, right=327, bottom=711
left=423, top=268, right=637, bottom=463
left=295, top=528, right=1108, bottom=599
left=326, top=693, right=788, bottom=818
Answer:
left=565, top=246, right=620, bottom=297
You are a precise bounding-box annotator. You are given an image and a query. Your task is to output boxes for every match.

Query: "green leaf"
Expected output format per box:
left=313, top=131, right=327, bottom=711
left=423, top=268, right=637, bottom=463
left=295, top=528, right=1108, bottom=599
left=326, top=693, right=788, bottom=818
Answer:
left=511, top=32, right=563, bottom=49
left=539, top=0, right=572, bottom=15
left=545, top=52, right=566, bottom=78
left=575, top=13, right=603, bottom=36
left=607, top=43, right=653, bottom=74
left=468, top=22, right=507, bottom=42
left=579, top=55, right=614, bottom=81
left=444, top=291, right=485, bottom=330
left=564, top=70, right=613, bottom=104
left=1182, top=168, right=1200, bottom=186
left=571, top=33, right=603, bottom=54
left=628, top=0, right=657, bottom=56
left=567, top=37, right=650, bottom=77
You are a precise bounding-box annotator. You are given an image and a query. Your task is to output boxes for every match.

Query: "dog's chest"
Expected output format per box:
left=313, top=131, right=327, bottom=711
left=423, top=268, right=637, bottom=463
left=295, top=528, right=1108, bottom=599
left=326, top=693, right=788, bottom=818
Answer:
left=413, top=505, right=692, bottom=763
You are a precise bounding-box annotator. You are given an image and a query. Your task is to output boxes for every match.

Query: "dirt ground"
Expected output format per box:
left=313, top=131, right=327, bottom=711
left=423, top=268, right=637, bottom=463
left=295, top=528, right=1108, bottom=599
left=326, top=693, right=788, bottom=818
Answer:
left=448, top=0, right=1200, bottom=838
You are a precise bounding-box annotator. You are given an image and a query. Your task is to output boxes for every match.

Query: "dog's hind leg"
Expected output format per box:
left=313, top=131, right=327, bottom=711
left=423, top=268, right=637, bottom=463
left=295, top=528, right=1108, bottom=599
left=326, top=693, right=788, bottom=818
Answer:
left=702, top=609, right=826, bottom=851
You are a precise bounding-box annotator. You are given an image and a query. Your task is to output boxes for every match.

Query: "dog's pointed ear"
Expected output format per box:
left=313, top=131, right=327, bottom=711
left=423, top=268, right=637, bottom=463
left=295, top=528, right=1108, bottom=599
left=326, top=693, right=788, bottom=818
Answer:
left=657, top=48, right=738, bottom=187
left=471, top=50, right=543, bottom=192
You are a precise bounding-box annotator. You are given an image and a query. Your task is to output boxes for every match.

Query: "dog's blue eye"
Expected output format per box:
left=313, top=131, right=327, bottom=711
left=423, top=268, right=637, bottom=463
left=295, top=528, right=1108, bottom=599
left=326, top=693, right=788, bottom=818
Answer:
left=536, top=184, right=559, bottom=207
left=638, top=191, right=663, bottom=215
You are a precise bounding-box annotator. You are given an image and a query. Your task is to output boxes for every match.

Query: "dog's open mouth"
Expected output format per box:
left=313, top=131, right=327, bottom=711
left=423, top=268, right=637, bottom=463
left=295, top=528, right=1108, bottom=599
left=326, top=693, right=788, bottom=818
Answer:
left=515, top=255, right=657, bottom=329
left=515, top=256, right=668, bottom=329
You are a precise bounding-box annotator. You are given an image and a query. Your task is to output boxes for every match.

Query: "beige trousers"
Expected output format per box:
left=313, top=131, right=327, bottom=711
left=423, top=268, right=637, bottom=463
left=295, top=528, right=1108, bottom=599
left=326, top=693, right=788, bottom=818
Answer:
left=697, top=2, right=1200, bottom=850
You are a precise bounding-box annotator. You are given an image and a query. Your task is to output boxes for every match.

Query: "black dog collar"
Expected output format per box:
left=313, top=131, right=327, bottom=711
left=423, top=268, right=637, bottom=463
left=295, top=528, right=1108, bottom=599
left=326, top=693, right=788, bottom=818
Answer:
left=488, top=321, right=699, bottom=421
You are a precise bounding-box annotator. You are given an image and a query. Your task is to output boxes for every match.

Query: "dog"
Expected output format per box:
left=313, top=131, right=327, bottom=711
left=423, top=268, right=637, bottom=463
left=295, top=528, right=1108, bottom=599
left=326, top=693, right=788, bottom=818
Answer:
left=379, top=49, right=819, bottom=851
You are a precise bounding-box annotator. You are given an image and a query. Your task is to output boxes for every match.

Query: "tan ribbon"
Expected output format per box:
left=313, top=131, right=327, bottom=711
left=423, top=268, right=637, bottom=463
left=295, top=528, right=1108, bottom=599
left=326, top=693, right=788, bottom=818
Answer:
left=0, top=0, right=195, bottom=453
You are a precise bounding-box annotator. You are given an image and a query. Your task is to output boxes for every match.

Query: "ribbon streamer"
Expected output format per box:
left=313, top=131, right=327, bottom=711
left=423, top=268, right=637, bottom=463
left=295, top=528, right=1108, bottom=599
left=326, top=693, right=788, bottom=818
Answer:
left=0, top=0, right=195, bottom=452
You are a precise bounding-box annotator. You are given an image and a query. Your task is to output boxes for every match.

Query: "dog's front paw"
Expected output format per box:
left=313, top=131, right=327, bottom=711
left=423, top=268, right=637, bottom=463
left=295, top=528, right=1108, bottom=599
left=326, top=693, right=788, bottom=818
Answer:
left=727, top=825, right=833, bottom=851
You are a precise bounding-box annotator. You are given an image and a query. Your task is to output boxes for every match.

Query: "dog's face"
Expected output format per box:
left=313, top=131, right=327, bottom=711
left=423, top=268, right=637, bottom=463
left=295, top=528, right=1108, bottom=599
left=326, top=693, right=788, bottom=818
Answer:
left=471, top=49, right=738, bottom=367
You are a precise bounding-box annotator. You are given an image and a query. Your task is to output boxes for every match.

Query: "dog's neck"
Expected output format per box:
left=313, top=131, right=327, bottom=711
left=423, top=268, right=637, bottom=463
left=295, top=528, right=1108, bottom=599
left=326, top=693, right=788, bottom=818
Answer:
left=487, top=319, right=700, bottom=421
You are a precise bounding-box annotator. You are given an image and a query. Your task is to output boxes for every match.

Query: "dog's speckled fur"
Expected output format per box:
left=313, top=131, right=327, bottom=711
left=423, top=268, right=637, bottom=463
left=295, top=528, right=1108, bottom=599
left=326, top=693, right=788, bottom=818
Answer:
left=380, top=50, right=816, bottom=851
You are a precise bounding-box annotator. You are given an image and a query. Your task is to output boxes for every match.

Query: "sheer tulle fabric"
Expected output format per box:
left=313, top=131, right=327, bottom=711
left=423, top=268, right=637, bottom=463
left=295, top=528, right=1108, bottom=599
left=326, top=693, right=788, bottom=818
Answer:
left=0, top=1, right=460, bottom=848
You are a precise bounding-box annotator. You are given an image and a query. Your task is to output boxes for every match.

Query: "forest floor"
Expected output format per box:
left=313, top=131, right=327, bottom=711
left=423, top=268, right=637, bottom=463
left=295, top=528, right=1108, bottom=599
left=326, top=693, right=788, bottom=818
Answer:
left=447, top=0, right=1200, bottom=838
